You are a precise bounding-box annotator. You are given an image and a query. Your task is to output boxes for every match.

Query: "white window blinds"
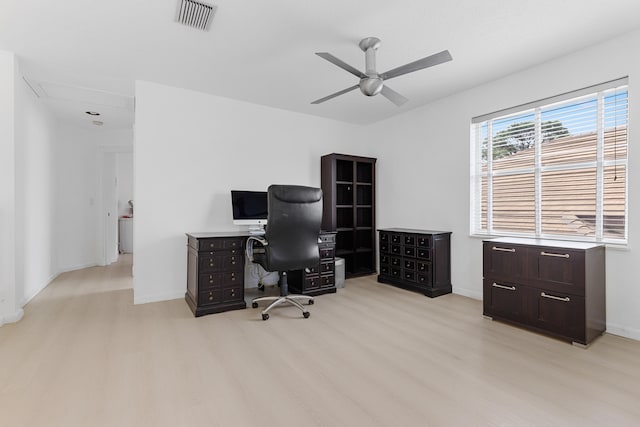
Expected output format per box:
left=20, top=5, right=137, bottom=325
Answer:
left=470, top=78, right=628, bottom=243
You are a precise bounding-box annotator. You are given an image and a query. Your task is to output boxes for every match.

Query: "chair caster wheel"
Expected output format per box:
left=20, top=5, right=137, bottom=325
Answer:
left=303, top=312, right=310, bottom=319
left=262, top=313, right=269, bottom=321
left=252, top=302, right=259, bottom=308
left=308, top=299, right=314, bottom=305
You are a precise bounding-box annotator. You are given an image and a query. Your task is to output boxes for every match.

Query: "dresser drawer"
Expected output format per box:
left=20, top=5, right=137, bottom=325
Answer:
left=403, top=246, right=416, bottom=257
left=403, top=269, right=417, bottom=282
left=404, top=234, right=416, bottom=246
left=417, top=261, right=431, bottom=275
left=417, top=273, right=431, bottom=287
left=529, top=286, right=586, bottom=342
left=404, top=259, right=416, bottom=270
left=527, top=247, right=586, bottom=296
left=417, top=236, right=431, bottom=248
left=417, top=248, right=431, bottom=260
left=483, top=279, right=526, bottom=323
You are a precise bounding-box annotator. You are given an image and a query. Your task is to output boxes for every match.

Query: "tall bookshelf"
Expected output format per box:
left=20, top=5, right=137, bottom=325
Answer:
left=321, top=153, right=376, bottom=278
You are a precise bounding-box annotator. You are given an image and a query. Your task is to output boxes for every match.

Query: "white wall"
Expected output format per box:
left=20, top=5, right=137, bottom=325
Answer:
left=14, top=64, right=59, bottom=305
left=0, top=51, right=21, bottom=325
left=133, top=81, right=371, bottom=304
left=367, top=29, right=640, bottom=340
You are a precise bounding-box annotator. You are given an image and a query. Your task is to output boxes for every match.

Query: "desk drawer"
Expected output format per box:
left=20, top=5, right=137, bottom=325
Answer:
left=321, top=260, right=334, bottom=274
left=198, top=238, right=244, bottom=251
left=320, top=248, right=334, bottom=259
left=199, top=286, right=242, bottom=305
left=320, top=274, right=334, bottom=288
left=199, top=254, right=243, bottom=272
left=199, top=271, right=241, bottom=289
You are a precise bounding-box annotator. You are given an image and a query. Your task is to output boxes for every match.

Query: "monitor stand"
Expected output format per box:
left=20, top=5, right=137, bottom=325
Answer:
left=248, top=224, right=265, bottom=235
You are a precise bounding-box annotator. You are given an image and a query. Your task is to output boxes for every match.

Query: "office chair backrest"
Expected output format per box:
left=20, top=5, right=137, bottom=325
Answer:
left=263, top=185, right=323, bottom=271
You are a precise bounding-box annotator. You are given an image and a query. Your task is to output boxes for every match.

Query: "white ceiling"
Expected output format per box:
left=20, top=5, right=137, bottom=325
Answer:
left=2, top=0, right=640, bottom=129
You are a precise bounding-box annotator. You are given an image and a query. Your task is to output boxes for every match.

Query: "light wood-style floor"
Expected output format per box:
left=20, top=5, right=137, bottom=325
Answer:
left=1, top=255, right=639, bottom=427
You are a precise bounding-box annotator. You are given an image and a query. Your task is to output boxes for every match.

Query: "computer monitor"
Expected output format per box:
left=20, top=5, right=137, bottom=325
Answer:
left=230, top=190, right=268, bottom=234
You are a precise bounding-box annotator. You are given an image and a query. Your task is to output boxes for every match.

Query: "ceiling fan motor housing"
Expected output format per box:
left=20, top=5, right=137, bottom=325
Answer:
left=359, top=76, right=383, bottom=96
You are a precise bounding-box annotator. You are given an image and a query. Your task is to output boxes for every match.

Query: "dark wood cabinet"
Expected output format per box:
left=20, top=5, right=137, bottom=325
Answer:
left=483, top=238, right=605, bottom=346
left=321, top=153, right=376, bottom=278
left=288, top=231, right=337, bottom=296
left=185, top=232, right=247, bottom=317
left=378, top=228, right=452, bottom=298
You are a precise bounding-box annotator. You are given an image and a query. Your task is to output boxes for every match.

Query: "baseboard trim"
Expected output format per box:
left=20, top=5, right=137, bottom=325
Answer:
left=453, top=287, right=482, bottom=301
left=21, top=272, right=61, bottom=307
left=134, top=290, right=185, bottom=305
left=0, top=308, right=24, bottom=326
left=605, top=324, right=640, bottom=342
left=58, top=262, right=98, bottom=274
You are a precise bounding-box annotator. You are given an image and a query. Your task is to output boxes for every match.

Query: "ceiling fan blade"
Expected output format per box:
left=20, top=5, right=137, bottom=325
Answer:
left=315, top=52, right=366, bottom=78
left=381, top=85, right=409, bottom=107
left=311, top=84, right=360, bottom=104
left=381, top=50, right=452, bottom=81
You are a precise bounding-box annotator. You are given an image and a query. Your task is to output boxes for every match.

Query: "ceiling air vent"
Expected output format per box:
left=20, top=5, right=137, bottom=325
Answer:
left=176, top=0, right=216, bottom=31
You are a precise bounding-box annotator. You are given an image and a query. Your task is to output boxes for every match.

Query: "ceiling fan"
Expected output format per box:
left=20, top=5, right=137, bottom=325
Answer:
left=311, top=37, right=452, bottom=106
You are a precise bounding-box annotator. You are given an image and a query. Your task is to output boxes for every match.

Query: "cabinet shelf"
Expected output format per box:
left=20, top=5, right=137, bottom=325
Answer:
left=322, top=153, right=377, bottom=278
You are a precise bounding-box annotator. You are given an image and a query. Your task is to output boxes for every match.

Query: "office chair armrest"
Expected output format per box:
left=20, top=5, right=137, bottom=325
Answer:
left=246, top=236, right=268, bottom=262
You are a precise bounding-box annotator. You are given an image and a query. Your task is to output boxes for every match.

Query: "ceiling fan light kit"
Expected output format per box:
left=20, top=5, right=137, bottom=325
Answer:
left=312, top=37, right=452, bottom=106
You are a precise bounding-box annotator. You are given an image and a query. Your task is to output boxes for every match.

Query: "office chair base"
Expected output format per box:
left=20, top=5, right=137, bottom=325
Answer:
left=252, top=294, right=314, bottom=320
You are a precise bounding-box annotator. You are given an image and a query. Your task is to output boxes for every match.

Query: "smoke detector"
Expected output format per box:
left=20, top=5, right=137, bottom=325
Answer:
left=176, top=0, right=216, bottom=31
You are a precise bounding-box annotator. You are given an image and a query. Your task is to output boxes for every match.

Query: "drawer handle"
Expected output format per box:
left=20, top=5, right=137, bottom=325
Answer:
left=541, top=251, right=570, bottom=259
left=492, top=283, right=516, bottom=291
left=492, top=246, right=515, bottom=253
left=541, top=292, right=570, bottom=302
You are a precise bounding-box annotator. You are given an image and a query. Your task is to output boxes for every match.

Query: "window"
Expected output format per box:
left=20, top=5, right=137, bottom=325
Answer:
left=471, top=78, right=628, bottom=244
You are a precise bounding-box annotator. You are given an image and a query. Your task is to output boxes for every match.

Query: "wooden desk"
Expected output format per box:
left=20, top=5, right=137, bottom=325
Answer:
left=185, top=231, right=336, bottom=317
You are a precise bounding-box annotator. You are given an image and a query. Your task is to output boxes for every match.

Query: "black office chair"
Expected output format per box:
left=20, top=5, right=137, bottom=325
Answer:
left=246, top=185, right=322, bottom=320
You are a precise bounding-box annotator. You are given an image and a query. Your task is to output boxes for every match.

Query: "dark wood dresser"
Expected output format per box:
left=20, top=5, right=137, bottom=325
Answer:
left=378, top=228, right=452, bottom=298
left=483, top=237, right=606, bottom=346
left=185, top=232, right=247, bottom=317
left=288, top=231, right=337, bottom=296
